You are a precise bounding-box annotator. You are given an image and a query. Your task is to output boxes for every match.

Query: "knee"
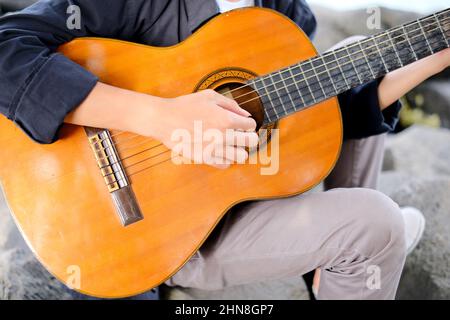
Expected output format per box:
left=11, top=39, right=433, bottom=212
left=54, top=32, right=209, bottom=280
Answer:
left=339, top=189, right=406, bottom=257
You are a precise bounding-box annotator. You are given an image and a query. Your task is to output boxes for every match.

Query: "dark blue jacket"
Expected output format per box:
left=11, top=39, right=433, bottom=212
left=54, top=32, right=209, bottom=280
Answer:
left=0, top=0, right=400, bottom=143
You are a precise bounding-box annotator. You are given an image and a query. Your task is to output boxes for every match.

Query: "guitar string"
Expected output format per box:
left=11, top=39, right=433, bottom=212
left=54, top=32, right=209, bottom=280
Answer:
left=100, top=34, right=447, bottom=187
left=218, top=13, right=450, bottom=106
left=103, top=35, right=450, bottom=185
left=88, top=14, right=449, bottom=150
left=98, top=141, right=166, bottom=170
left=105, top=60, right=447, bottom=187
left=109, top=132, right=147, bottom=146
left=238, top=20, right=450, bottom=112
left=101, top=29, right=449, bottom=181
left=91, top=16, right=450, bottom=164
left=263, top=33, right=450, bottom=119
left=94, top=23, right=449, bottom=172
left=206, top=11, right=450, bottom=100
left=92, top=17, right=450, bottom=158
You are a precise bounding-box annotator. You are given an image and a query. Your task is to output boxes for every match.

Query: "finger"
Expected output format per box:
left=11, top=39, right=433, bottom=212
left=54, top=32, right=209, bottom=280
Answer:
left=213, top=91, right=251, bottom=117
left=225, top=130, right=259, bottom=148
left=210, top=162, right=232, bottom=170
left=226, top=111, right=257, bottom=131
left=210, top=146, right=248, bottom=164
left=203, top=156, right=232, bottom=169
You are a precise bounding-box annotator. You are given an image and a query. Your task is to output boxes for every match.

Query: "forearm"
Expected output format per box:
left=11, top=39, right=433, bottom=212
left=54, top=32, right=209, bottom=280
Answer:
left=64, top=82, right=164, bottom=137
left=64, top=82, right=257, bottom=169
left=378, top=49, right=449, bottom=109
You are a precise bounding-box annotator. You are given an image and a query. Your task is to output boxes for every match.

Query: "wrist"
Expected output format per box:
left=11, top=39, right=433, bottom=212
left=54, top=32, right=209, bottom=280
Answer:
left=430, top=50, right=449, bottom=74
left=124, top=93, right=168, bottom=139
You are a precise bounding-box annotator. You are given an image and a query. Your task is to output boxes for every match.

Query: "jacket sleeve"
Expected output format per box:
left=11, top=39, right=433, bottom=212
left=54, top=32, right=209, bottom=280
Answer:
left=338, top=79, right=402, bottom=140
left=0, top=0, right=154, bottom=143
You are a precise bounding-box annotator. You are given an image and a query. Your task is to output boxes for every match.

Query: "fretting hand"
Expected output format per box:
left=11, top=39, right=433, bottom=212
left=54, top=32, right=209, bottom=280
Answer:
left=378, top=47, right=450, bottom=109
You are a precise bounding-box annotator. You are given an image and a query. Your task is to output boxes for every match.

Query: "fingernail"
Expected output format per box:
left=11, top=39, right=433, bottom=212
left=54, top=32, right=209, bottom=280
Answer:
left=242, top=109, right=251, bottom=117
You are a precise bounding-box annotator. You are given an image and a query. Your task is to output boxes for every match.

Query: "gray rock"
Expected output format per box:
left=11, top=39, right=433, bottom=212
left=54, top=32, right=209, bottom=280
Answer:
left=0, top=191, right=75, bottom=300
left=0, top=194, right=12, bottom=249
left=0, top=248, right=73, bottom=300
left=383, top=178, right=450, bottom=300
left=378, top=171, right=413, bottom=196
left=382, top=126, right=450, bottom=178
left=379, top=126, right=450, bottom=299
left=0, top=192, right=27, bottom=251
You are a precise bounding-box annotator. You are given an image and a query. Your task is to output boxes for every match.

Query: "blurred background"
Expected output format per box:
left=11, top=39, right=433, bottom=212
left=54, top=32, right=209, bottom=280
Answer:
left=0, top=0, right=449, bottom=300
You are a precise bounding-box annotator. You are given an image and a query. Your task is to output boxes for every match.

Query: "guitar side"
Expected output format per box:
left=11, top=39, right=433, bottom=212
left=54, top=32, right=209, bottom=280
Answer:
left=0, top=8, right=342, bottom=298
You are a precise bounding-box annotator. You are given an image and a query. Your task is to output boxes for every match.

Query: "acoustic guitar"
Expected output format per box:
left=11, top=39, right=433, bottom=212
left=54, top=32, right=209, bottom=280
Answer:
left=0, top=7, right=448, bottom=298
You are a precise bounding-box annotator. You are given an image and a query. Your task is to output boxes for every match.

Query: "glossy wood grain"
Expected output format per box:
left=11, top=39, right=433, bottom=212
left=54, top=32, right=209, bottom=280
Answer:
left=0, top=8, right=342, bottom=298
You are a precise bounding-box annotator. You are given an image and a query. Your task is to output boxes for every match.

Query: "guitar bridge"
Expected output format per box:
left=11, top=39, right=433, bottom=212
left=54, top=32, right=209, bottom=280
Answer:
left=88, top=129, right=127, bottom=192
left=86, top=127, right=143, bottom=226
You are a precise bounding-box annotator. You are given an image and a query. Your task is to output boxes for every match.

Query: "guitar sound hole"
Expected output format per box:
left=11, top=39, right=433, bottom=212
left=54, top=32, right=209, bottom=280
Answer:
left=215, top=82, right=265, bottom=131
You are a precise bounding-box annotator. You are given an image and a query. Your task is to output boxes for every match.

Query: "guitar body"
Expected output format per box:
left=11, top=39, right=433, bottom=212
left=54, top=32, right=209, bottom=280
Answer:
left=0, top=8, right=342, bottom=297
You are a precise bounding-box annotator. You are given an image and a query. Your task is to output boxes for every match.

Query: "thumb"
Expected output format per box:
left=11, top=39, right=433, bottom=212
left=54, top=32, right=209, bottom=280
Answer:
left=214, top=92, right=251, bottom=117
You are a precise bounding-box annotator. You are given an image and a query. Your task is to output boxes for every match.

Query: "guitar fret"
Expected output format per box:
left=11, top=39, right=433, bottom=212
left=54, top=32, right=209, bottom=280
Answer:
left=344, top=44, right=370, bottom=84
left=345, top=47, right=363, bottom=84
left=259, top=78, right=277, bottom=122
left=332, top=52, right=350, bottom=89
left=309, top=59, right=327, bottom=98
left=269, top=74, right=288, bottom=115
left=317, top=76, right=327, bottom=98
left=253, top=9, right=450, bottom=124
left=311, top=58, right=335, bottom=98
left=254, top=79, right=273, bottom=123
left=298, top=64, right=317, bottom=104
left=295, top=64, right=314, bottom=106
left=264, top=108, right=273, bottom=123
left=423, top=18, right=448, bottom=54
left=402, top=25, right=419, bottom=61
left=260, top=83, right=276, bottom=122
left=418, top=19, right=435, bottom=53
left=288, top=66, right=307, bottom=107
left=406, top=19, right=437, bottom=59
left=277, top=70, right=294, bottom=115
left=434, top=13, right=449, bottom=47
left=387, top=30, right=404, bottom=67
left=320, top=56, right=338, bottom=93
left=389, top=28, right=416, bottom=67
left=358, top=42, right=376, bottom=79
left=373, top=38, right=389, bottom=73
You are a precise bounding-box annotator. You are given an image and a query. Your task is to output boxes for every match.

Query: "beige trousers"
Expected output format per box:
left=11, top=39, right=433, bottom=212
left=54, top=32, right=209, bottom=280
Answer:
left=165, top=134, right=407, bottom=299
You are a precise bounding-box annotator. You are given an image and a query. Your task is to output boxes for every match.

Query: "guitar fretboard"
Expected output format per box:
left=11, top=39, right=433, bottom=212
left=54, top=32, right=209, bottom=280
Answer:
left=248, top=8, right=450, bottom=124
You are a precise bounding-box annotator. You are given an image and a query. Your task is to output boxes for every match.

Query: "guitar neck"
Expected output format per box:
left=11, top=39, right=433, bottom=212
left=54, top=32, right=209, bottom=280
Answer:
left=250, top=8, right=450, bottom=124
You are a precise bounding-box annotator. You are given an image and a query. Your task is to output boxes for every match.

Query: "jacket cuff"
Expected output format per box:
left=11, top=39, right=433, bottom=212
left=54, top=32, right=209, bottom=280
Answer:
left=11, top=53, right=98, bottom=144
left=339, top=78, right=402, bottom=140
